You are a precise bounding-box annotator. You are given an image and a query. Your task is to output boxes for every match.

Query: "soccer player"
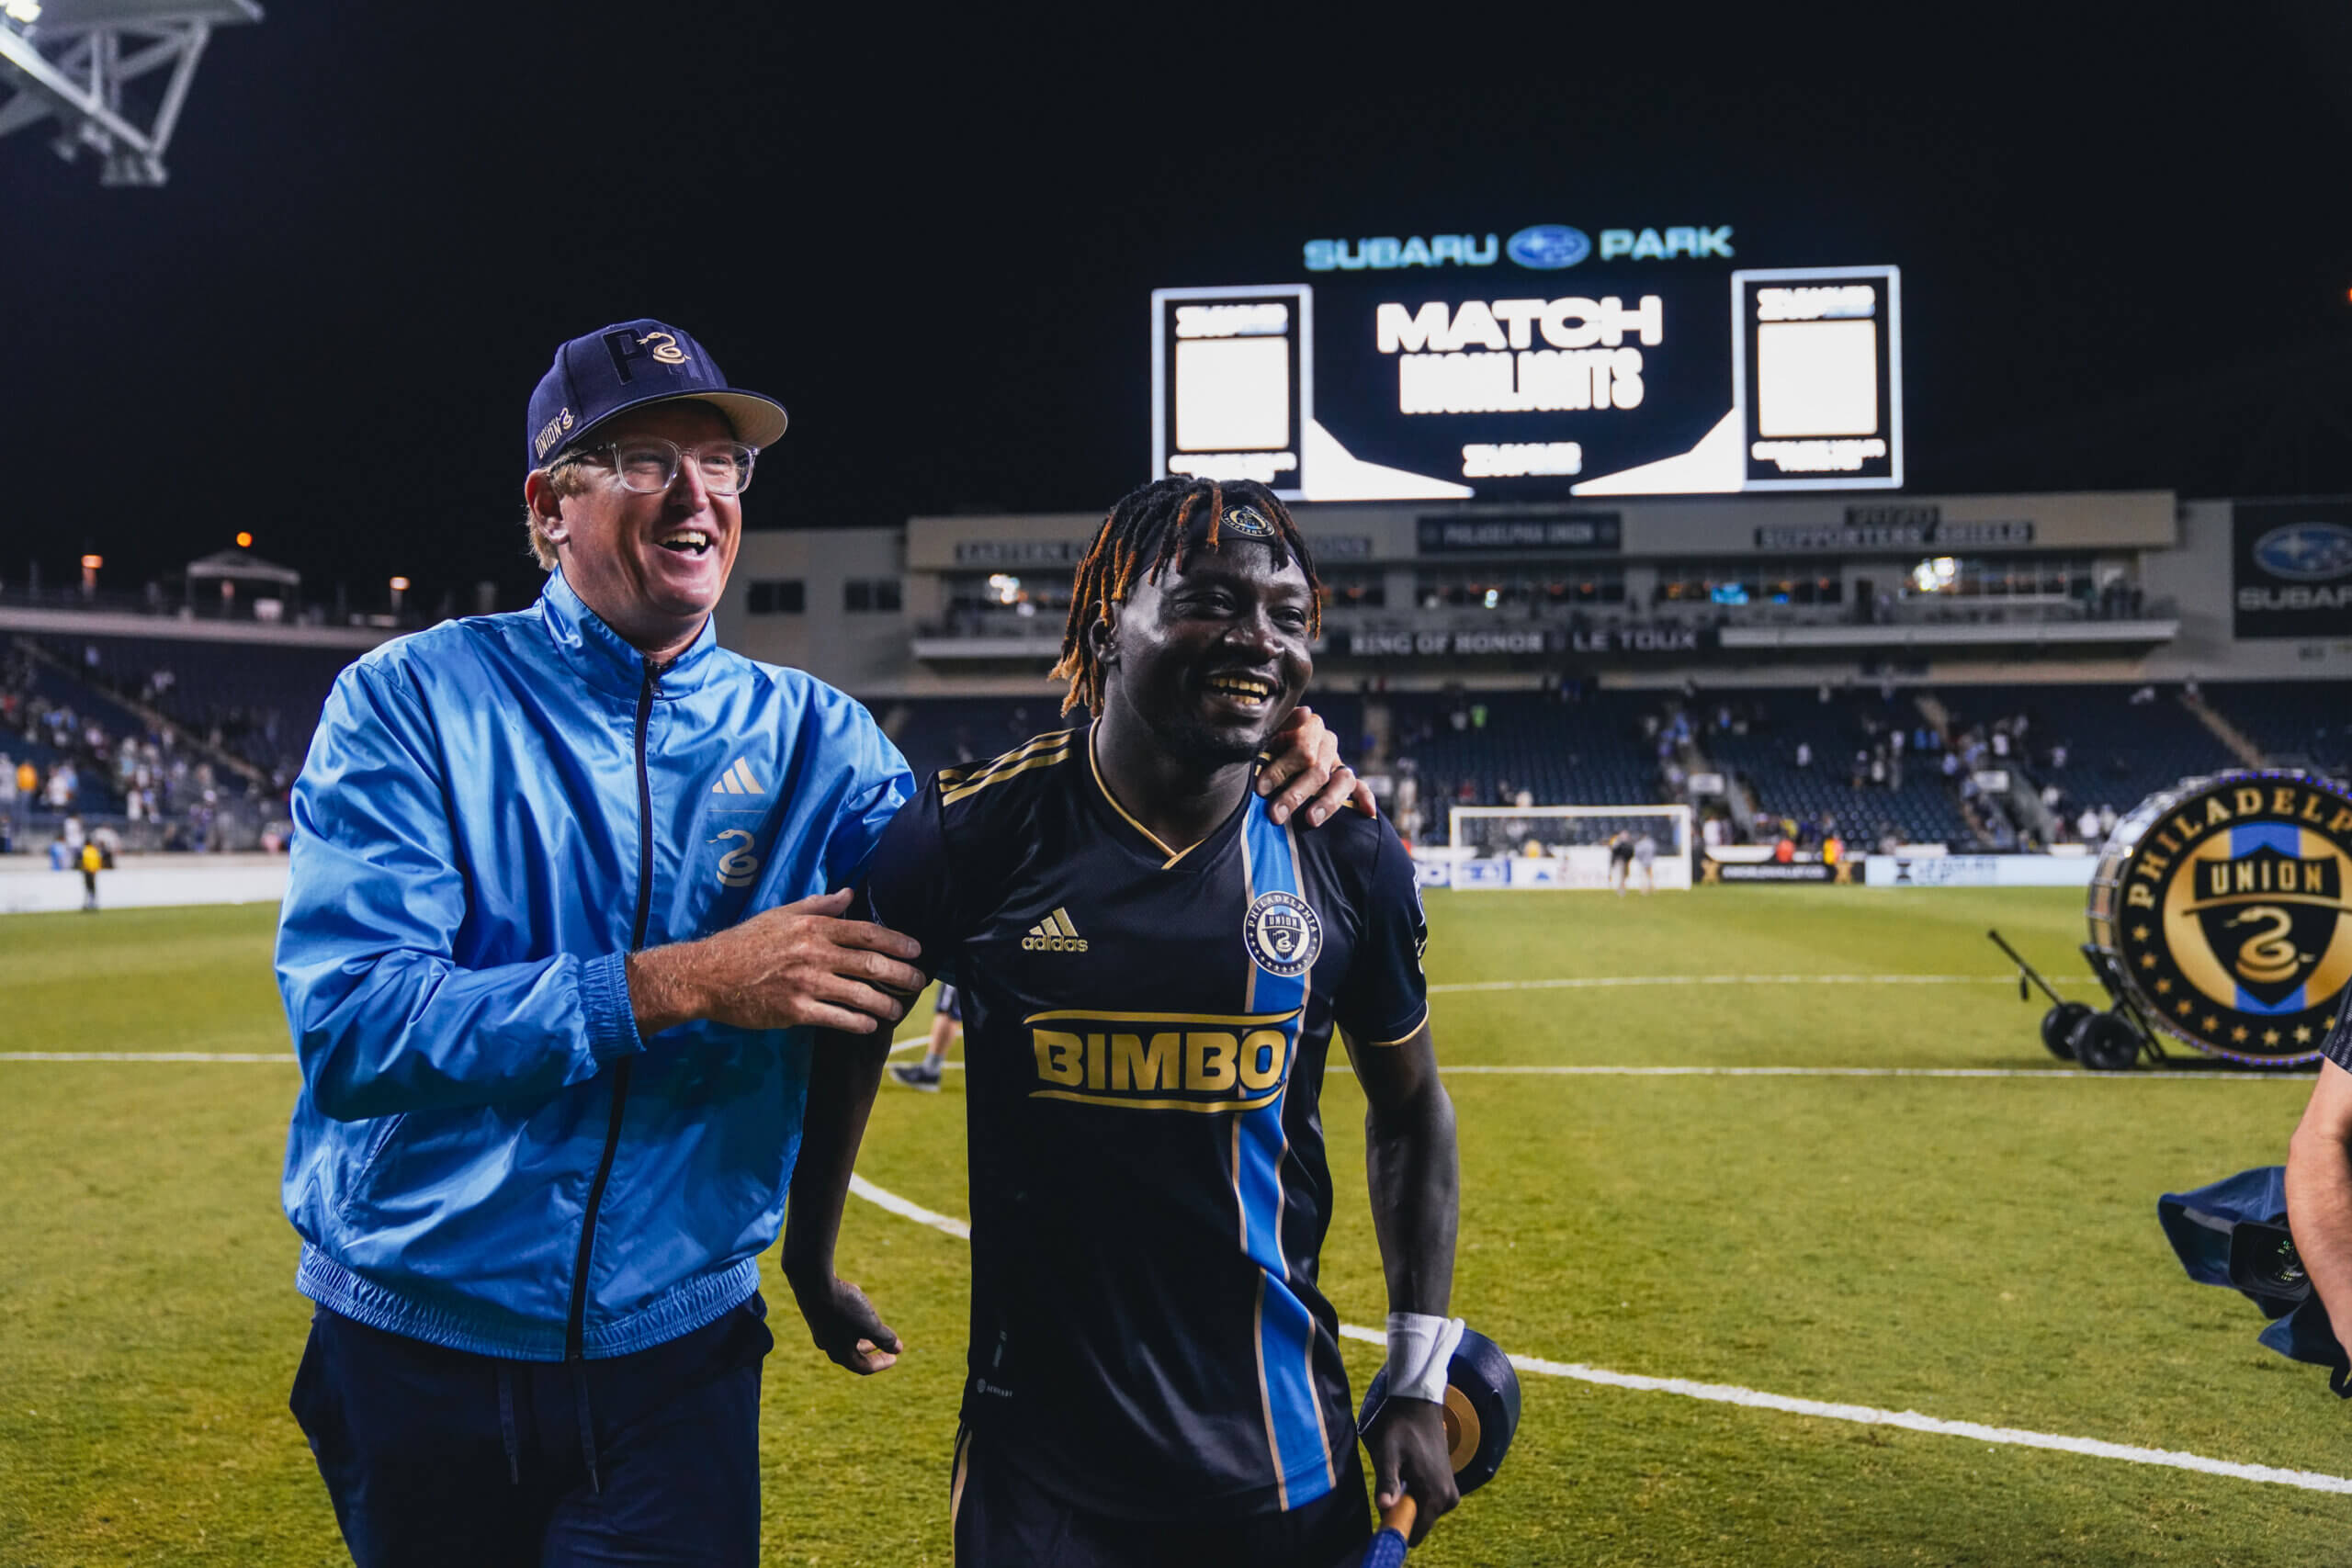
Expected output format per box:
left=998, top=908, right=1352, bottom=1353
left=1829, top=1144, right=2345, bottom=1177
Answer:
left=1633, top=830, right=1657, bottom=895
left=889, top=981, right=962, bottom=1091
left=784, top=479, right=1461, bottom=1566
left=1608, top=829, right=1634, bottom=894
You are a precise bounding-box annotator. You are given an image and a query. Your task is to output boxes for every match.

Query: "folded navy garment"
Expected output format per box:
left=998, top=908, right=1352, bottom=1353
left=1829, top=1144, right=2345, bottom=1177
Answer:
left=2159, top=1167, right=2352, bottom=1398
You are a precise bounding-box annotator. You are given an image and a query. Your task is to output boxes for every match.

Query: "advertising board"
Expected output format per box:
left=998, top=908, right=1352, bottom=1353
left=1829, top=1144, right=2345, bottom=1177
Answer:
left=2232, top=499, right=2352, bottom=640
left=1152, top=227, right=1899, bottom=503
left=1862, top=855, right=2098, bottom=888
left=1713, top=862, right=1838, bottom=884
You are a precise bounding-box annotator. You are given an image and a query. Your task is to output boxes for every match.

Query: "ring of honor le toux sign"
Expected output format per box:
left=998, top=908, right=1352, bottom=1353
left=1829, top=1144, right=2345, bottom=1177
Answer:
left=2109, top=776, right=2352, bottom=1064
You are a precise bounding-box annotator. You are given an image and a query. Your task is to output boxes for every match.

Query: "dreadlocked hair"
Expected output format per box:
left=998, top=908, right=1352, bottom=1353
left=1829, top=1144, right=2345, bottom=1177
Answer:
left=1049, top=477, right=1320, bottom=717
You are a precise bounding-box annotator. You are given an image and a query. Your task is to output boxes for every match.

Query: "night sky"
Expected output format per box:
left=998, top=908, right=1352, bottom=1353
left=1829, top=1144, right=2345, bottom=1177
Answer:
left=10, top=4, right=2352, bottom=615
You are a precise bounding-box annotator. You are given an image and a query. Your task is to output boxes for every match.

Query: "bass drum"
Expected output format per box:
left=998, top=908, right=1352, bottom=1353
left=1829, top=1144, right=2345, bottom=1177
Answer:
left=2087, top=772, right=2352, bottom=1065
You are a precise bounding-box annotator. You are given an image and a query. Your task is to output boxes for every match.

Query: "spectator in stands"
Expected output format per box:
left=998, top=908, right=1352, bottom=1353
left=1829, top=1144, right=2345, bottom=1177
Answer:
left=1794, top=740, right=1813, bottom=768
left=2098, top=804, right=2118, bottom=838
left=2077, top=805, right=2101, bottom=845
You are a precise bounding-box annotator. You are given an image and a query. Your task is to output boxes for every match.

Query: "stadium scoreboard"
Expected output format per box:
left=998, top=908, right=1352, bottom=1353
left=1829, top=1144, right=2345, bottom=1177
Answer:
left=1151, top=224, right=1900, bottom=503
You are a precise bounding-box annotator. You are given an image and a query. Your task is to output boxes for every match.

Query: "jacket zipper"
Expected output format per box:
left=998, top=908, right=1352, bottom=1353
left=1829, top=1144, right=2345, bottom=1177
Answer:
left=566, top=660, right=658, bottom=1363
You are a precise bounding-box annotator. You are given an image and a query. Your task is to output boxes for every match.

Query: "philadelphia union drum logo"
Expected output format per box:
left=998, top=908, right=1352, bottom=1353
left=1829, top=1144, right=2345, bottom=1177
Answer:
left=1244, top=890, right=1322, bottom=978
left=2092, top=773, right=2352, bottom=1063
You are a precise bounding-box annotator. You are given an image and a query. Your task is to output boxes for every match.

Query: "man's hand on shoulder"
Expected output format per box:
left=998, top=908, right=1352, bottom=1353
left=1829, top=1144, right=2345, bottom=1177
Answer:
left=1367, top=1395, right=1459, bottom=1545
left=626, top=889, right=926, bottom=1035
left=785, top=1267, right=902, bottom=1375
left=1259, top=704, right=1377, bottom=827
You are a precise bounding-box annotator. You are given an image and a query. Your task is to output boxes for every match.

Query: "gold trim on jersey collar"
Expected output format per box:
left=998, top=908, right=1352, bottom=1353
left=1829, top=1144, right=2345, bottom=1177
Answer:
left=1088, top=728, right=1212, bottom=869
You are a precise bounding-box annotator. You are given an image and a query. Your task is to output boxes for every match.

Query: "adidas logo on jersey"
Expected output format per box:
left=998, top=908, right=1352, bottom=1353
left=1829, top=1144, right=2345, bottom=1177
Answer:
left=1023, top=907, right=1088, bottom=953
left=710, top=758, right=765, bottom=795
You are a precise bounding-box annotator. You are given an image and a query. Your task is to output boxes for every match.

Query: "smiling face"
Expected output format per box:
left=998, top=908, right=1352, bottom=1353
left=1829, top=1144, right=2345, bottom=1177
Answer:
left=1095, top=536, right=1315, bottom=766
left=526, top=400, right=742, bottom=662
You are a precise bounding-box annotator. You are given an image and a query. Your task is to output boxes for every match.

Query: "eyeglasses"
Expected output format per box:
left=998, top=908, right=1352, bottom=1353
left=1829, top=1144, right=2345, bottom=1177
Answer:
left=555, top=436, right=759, bottom=497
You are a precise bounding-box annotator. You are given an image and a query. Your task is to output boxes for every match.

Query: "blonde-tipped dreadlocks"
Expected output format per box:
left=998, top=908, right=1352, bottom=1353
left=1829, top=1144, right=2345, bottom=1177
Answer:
left=1050, top=477, right=1320, bottom=716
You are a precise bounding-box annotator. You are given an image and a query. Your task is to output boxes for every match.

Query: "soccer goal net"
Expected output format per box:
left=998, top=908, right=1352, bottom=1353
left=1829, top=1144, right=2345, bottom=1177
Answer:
left=1441, top=804, right=1695, bottom=891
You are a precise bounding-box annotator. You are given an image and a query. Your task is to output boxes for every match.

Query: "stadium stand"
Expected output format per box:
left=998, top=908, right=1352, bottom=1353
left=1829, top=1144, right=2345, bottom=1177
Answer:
left=1945, top=682, right=2239, bottom=831
left=1385, top=688, right=1667, bottom=809
left=30, top=633, right=353, bottom=781
left=5, top=601, right=2311, bottom=865
left=2202, top=682, right=2352, bottom=774
left=881, top=696, right=1069, bottom=786
left=1701, top=687, right=1971, bottom=847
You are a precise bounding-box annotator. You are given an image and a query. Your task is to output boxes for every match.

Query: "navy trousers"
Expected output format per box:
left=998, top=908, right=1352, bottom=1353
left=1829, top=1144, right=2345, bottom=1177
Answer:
left=290, top=1295, right=773, bottom=1568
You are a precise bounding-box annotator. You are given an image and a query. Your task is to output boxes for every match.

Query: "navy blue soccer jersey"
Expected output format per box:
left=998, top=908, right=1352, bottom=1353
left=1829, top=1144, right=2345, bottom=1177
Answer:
left=855, top=724, right=1430, bottom=1520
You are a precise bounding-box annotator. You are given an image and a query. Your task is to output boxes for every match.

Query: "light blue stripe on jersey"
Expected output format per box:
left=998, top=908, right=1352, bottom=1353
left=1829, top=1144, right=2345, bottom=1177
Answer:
left=2229, top=824, right=2312, bottom=1016
left=1238, top=795, right=1333, bottom=1507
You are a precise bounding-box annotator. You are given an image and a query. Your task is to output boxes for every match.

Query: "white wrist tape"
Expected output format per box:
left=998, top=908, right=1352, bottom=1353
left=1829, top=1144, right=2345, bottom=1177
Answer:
left=1385, top=1312, right=1465, bottom=1405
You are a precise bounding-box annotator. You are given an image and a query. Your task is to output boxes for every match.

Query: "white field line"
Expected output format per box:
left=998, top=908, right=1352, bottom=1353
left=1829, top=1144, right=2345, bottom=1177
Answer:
left=1442, top=1064, right=2309, bottom=1081
left=1429, top=974, right=2097, bottom=994
left=3, top=1054, right=2301, bottom=1084
left=846, top=1176, right=2352, bottom=1496
left=3, top=1033, right=935, bottom=1067
left=0, top=1051, right=296, bottom=1063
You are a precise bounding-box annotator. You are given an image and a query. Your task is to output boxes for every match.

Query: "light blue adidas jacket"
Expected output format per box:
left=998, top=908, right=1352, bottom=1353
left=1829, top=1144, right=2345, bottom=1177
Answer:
left=277, top=570, right=912, bottom=1360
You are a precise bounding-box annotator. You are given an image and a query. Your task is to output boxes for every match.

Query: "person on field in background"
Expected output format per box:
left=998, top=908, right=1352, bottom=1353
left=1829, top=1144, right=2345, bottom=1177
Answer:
left=889, top=981, right=963, bottom=1091
left=78, top=837, right=101, bottom=910
left=272, top=321, right=1367, bottom=1568
left=786, top=479, right=1457, bottom=1565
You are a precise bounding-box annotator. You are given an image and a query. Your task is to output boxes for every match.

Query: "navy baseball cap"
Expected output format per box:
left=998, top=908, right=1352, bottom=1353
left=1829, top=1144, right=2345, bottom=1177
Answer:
left=524, top=319, right=789, bottom=476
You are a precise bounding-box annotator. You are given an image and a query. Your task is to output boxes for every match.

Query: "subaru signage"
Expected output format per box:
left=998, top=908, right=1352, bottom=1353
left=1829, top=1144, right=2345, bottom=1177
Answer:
left=1505, top=225, right=1592, bottom=270
left=2253, top=522, right=2352, bottom=582
left=2234, top=501, right=2352, bottom=638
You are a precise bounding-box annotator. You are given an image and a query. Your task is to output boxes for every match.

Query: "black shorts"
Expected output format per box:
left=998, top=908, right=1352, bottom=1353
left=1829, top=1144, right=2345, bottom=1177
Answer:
left=950, top=1426, right=1369, bottom=1568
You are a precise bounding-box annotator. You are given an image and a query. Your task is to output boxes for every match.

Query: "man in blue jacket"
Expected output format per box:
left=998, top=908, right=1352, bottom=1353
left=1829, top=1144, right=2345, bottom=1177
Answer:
left=275, top=320, right=1365, bottom=1567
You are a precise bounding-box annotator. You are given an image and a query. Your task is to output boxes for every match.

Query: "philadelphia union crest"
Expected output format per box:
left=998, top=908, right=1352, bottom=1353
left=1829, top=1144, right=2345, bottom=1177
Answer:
left=2090, top=773, right=2352, bottom=1064
left=1244, top=890, right=1322, bottom=978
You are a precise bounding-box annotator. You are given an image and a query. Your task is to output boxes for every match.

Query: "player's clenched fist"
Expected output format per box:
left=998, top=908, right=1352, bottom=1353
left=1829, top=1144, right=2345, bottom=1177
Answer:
left=1369, top=1396, right=1459, bottom=1545
left=786, top=1269, right=903, bottom=1375
left=627, top=889, right=925, bottom=1035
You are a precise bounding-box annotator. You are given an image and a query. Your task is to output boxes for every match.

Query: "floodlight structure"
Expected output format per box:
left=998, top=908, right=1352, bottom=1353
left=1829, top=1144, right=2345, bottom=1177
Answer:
left=0, top=0, right=260, bottom=186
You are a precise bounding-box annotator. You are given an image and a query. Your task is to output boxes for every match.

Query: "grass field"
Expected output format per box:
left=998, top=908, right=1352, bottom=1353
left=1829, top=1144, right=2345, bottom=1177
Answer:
left=1, top=888, right=2345, bottom=1566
